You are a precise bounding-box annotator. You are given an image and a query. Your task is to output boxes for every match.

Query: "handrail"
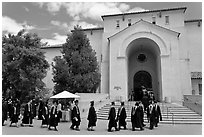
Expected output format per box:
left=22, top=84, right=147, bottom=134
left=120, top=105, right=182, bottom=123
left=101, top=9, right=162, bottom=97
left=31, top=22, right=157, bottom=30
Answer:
left=167, top=107, right=174, bottom=125
left=184, top=96, right=202, bottom=106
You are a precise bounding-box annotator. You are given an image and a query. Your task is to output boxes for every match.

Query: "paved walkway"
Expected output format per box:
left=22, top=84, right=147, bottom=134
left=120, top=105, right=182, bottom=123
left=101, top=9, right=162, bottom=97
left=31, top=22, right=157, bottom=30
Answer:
left=2, top=118, right=202, bottom=135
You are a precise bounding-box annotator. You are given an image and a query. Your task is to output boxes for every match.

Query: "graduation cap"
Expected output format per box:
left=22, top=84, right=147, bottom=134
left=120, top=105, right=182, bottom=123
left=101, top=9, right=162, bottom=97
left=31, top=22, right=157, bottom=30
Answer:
left=74, top=100, right=79, bottom=103
left=90, top=101, right=94, bottom=106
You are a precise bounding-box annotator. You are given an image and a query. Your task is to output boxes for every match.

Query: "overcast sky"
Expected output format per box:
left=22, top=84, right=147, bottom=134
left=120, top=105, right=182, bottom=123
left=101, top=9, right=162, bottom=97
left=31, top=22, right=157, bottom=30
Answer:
left=2, top=2, right=202, bottom=46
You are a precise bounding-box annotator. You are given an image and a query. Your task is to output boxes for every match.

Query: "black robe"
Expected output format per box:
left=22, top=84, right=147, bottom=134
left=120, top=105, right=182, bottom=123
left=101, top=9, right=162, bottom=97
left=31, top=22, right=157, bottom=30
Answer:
left=135, top=106, right=143, bottom=128
left=38, top=102, right=43, bottom=120
left=108, top=106, right=117, bottom=129
left=154, top=104, right=162, bottom=125
left=71, top=105, right=81, bottom=127
left=147, top=104, right=156, bottom=129
left=49, top=105, right=58, bottom=127
left=22, top=103, right=33, bottom=124
left=42, top=105, right=49, bottom=126
left=117, top=106, right=127, bottom=128
left=2, top=101, right=8, bottom=125
left=131, top=106, right=136, bottom=128
left=87, top=106, right=97, bottom=127
left=10, top=105, right=20, bottom=124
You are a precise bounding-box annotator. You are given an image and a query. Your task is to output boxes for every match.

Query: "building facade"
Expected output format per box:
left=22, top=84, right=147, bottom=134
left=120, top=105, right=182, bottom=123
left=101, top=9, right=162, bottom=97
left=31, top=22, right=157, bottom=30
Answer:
left=42, top=7, right=202, bottom=102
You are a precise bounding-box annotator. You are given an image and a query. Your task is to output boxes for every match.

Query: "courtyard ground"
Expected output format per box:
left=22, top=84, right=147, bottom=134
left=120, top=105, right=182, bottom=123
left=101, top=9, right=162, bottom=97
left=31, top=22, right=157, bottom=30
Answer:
left=2, top=117, right=202, bottom=135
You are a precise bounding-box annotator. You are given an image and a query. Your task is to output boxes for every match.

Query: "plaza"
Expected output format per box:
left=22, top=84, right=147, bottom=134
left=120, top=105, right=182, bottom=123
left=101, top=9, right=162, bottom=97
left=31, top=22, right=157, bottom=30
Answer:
left=2, top=118, right=202, bottom=135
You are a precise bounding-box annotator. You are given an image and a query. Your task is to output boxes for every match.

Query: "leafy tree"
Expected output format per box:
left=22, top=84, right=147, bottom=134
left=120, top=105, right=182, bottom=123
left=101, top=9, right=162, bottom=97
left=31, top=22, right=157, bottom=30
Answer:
left=52, top=26, right=101, bottom=94
left=2, top=30, right=50, bottom=102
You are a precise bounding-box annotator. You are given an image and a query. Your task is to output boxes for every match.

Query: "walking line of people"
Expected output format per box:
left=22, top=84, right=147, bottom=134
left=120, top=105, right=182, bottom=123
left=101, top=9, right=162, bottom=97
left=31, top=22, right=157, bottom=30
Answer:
left=2, top=95, right=162, bottom=133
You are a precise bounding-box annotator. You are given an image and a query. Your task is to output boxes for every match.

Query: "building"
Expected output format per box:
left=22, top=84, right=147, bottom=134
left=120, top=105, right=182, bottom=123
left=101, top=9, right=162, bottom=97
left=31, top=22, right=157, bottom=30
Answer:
left=42, top=7, right=202, bottom=102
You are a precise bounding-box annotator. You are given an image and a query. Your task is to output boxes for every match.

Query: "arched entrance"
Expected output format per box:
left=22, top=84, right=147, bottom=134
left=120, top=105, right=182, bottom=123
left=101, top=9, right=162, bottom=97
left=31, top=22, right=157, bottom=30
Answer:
left=127, top=38, right=162, bottom=101
left=133, top=71, right=152, bottom=101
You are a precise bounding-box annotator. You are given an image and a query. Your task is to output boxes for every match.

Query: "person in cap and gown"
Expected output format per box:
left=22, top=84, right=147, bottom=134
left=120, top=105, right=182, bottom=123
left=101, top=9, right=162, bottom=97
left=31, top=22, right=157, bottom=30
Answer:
left=70, top=100, right=81, bottom=131
left=41, top=101, right=49, bottom=127
left=38, top=99, right=43, bottom=120
left=2, top=99, right=8, bottom=126
left=154, top=101, right=162, bottom=127
left=87, top=101, right=97, bottom=131
left=135, top=102, right=144, bottom=131
left=21, top=99, right=34, bottom=127
left=48, top=101, right=58, bottom=131
left=108, top=102, right=118, bottom=132
left=147, top=100, right=156, bottom=130
left=117, top=102, right=127, bottom=130
left=131, top=102, right=144, bottom=131
left=10, top=101, right=20, bottom=127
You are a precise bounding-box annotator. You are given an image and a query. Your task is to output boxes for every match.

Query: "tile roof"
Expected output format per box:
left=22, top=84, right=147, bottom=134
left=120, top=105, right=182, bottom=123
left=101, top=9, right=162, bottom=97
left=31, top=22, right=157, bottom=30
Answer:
left=102, top=7, right=187, bottom=20
left=191, top=72, right=202, bottom=79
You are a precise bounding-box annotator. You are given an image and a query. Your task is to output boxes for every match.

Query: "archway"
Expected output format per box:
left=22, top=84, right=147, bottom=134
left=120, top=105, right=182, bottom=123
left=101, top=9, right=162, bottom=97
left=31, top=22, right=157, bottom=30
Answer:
left=133, top=71, right=152, bottom=101
left=127, top=37, right=162, bottom=101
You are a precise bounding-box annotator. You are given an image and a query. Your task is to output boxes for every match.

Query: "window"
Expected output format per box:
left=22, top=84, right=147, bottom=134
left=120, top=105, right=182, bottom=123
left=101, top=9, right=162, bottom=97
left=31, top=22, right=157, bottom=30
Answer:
left=152, top=17, right=156, bottom=24
left=198, top=84, right=202, bottom=95
left=165, top=16, right=169, bottom=24
left=116, top=20, right=120, bottom=28
left=137, top=53, right=147, bottom=63
left=128, top=19, right=131, bottom=26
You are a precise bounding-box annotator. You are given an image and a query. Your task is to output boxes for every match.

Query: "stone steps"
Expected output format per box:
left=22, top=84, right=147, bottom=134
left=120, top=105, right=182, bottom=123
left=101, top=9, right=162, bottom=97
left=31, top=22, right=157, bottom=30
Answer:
left=97, top=101, right=202, bottom=124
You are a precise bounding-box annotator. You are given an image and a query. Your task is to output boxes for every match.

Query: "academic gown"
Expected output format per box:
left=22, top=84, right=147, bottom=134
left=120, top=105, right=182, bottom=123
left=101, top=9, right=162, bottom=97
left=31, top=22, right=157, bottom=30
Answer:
left=71, top=105, right=81, bottom=127
left=87, top=106, right=97, bottom=127
left=117, top=107, right=127, bottom=128
left=135, top=106, right=143, bottom=128
left=147, top=104, right=156, bottom=129
left=108, top=106, right=117, bottom=129
left=22, top=103, right=33, bottom=124
left=49, top=106, right=58, bottom=127
left=154, top=104, right=162, bottom=125
left=10, top=106, right=20, bottom=123
left=42, top=105, right=49, bottom=125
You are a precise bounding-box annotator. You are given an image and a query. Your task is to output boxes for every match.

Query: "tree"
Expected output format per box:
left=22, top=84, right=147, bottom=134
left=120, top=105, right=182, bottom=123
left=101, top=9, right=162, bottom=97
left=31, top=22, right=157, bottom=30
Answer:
left=52, top=26, right=101, bottom=94
left=2, top=30, right=50, bottom=102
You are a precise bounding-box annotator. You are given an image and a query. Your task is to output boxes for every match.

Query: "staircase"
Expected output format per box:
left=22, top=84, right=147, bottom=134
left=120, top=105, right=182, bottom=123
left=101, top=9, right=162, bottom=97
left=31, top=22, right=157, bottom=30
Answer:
left=97, top=101, right=202, bottom=124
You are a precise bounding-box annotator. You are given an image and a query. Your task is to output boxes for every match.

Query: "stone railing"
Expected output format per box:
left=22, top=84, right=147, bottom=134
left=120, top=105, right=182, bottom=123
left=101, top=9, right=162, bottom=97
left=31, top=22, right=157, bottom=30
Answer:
left=183, top=95, right=202, bottom=115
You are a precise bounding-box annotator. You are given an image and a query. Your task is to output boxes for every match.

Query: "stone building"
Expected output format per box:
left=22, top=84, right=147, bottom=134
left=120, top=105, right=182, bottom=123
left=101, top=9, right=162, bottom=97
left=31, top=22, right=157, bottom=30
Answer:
left=42, top=7, right=202, bottom=102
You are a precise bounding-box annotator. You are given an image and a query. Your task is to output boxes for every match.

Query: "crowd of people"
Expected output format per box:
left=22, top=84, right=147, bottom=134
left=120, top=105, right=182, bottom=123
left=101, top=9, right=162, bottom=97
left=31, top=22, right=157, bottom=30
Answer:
left=2, top=90, right=162, bottom=133
left=107, top=99, right=162, bottom=132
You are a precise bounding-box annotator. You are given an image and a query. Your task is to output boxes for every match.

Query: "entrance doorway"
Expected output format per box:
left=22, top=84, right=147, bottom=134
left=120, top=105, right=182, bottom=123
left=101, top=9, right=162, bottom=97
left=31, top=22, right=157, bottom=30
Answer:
left=133, top=71, right=152, bottom=101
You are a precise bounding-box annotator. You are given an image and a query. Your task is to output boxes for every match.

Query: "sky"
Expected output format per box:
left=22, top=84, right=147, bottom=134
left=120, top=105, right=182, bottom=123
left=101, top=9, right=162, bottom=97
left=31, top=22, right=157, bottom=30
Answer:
left=2, top=2, right=202, bottom=46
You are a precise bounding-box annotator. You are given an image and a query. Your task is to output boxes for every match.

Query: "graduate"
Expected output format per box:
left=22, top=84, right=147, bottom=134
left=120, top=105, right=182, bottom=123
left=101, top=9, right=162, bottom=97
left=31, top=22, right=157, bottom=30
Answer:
left=147, top=100, right=156, bottom=130
left=70, top=100, right=81, bottom=131
left=2, top=99, right=8, bottom=126
left=135, top=102, right=144, bottom=131
left=154, top=101, right=162, bottom=127
left=108, top=102, right=118, bottom=132
left=117, top=102, right=127, bottom=130
left=21, top=99, right=34, bottom=127
left=10, top=101, right=20, bottom=127
left=41, top=101, right=49, bottom=127
left=87, top=101, right=97, bottom=131
left=48, top=100, right=58, bottom=131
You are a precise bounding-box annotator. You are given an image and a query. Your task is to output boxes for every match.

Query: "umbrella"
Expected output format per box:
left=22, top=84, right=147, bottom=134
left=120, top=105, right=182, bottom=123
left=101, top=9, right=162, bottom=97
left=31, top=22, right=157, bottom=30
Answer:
left=50, top=91, right=80, bottom=99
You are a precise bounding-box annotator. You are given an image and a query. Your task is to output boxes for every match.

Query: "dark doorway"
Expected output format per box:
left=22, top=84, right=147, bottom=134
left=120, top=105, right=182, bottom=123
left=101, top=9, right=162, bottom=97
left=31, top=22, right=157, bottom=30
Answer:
left=133, top=71, right=152, bottom=101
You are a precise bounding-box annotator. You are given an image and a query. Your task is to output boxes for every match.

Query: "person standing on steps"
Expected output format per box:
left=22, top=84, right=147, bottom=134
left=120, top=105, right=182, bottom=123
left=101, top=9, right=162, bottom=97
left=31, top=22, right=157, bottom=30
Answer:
left=147, top=100, right=156, bottom=130
left=117, top=102, right=127, bottom=130
left=70, top=100, right=81, bottom=131
left=108, top=102, right=118, bottom=132
left=87, top=101, right=97, bottom=131
left=154, top=101, right=162, bottom=127
left=135, top=102, right=144, bottom=131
